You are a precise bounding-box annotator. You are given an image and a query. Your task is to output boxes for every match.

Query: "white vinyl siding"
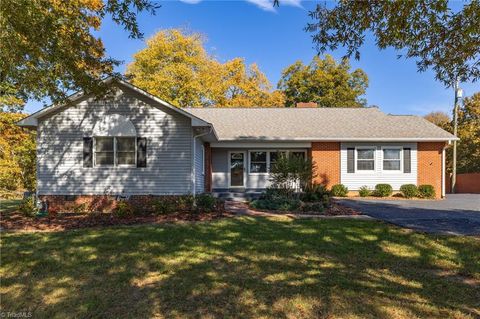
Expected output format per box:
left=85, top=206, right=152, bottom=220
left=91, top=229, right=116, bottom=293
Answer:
left=36, top=85, right=192, bottom=195
left=194, top=138, right=205, bottom=194
left=340, top=142, right=417, bottom=190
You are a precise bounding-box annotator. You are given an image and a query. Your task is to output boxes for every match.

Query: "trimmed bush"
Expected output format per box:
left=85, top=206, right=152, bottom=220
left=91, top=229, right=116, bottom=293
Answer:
left=400, top=184, right=418, bottom=198
left=374, top=184, right=393, bottom=197
left=113, top=201, right=134, bottom=218
left=19, top=196, right=37, bottom=217
left=331, top=184, right=348, bottom=197
left=195, top=193, right=216, bottom=213
left=418, top=184, right=436, bottom=199
left=358, top=186, right=371, bottom=197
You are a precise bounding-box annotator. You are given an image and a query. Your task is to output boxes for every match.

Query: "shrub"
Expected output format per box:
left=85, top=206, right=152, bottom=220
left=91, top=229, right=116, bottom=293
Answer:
left=113, top=201, right=133, bottom=218
left=19, top=196, right=37, bottom=217
left=301, top=183, right=330, bottom=202
left=153, top=197, right=176, bottom=215
left=374, top=184, right=393, bottom=197
left=269, top=154, right=316, bottom=193
left=263, top=187, right=294, bottom=200
left=301, top=202, right=324, bottom=213
left=178, top=195, right=195, bottom=212
left=331, top=184, right=348, bottom=197
left=400, top=184, right=418, bottom=198
left=195, top=193, right=216, bottom=213
left=358, top=185, right=371, bottom=197
left=250, top=198, right=300, bottom=212
left=418, top=184, right=435, bottom=199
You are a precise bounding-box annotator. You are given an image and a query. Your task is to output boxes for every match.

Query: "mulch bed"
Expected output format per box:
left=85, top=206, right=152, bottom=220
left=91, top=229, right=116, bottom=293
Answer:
left=336, top=196, right=436, bottom=200
left=0, top=211, right=233, bottom=232
left=246, top=201, right=361, bottom=216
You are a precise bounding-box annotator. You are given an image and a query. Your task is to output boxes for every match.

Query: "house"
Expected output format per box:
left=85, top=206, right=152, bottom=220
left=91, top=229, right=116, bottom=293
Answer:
left=18, top=78, right=457, bottom=209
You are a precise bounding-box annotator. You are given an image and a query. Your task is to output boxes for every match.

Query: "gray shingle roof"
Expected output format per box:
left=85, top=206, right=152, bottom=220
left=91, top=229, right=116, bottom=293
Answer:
left=186, top=107, right=457, bottom=141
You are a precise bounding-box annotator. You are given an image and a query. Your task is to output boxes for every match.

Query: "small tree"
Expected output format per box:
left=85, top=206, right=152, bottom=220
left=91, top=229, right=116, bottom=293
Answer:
left=269, top=154, right=316, bottom=193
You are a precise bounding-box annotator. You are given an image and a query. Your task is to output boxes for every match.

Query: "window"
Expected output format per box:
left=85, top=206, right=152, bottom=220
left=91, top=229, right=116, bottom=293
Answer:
left=356, top=148, right=375, bottom=171
left=95, top=137, right=114, bottom=165
left=117, top=137, right=136, bottom=165
left=250, top=151, right=267, bottom=173
left=94, top=137, right=136, bottom=167
left=249, top=150, right=307, bottom=174
left=383, top=148, right=401, bottom=171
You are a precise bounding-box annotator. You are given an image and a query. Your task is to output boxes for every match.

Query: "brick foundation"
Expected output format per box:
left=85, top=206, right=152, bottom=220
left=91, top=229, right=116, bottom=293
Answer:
left=39, top=195, right=182, bottom=213
left=311, top=142, right=341, bottom=189
left=417, top=142, right=446, bottom=199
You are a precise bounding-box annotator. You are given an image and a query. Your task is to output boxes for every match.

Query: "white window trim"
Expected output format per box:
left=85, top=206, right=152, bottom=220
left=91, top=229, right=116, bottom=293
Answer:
left=248, top=150, right=269, bottom=175
left=355, top=146, right=376, bottom=173
left=381, top=146, right=403, bottom=173
left=248, top=150, right=308, bottom=175
left=93, top=136, right=137, bottom=168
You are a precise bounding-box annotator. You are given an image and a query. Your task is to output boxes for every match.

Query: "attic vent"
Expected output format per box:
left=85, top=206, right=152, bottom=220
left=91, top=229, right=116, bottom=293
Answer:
left=296, top=102, right=317, bottom=108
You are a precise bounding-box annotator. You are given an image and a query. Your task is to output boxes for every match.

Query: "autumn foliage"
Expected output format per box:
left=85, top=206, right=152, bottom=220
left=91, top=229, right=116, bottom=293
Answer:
left=0, top=112, right=36, bottom=192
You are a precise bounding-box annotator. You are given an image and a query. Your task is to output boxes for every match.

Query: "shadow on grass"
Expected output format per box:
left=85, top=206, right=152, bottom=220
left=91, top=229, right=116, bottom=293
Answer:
left=1, top=217, right=479, bottom=318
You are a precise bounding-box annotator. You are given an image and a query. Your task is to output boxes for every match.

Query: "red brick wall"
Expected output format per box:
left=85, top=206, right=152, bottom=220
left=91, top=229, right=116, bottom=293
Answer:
left=39, top=195, right=118, bottom=213
left=204, top=142, right=212, bottom=192
left=417, top=142, right=446, bottom=199
left=311, top=142, right=341, bottom=189
left=39, top=195, right=171, bottom=213
left=446, top=173, right=480, bottom=194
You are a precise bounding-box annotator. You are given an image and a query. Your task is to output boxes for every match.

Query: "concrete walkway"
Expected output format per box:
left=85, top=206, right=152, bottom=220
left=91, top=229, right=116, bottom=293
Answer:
left=337, top=194, right=480, bottom=236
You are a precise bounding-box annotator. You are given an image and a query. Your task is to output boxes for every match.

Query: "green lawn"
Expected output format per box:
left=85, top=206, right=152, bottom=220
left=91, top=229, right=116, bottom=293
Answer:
left=1, top=217, right=479, bottom=318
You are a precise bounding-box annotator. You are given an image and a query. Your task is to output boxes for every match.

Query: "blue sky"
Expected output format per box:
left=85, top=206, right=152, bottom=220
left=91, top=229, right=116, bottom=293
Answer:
left=25, top=0, right=478, bottom=116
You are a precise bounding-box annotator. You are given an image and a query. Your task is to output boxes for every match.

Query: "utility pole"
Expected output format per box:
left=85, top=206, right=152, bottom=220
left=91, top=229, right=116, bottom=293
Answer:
left=452, top=79, right=462, bottom=193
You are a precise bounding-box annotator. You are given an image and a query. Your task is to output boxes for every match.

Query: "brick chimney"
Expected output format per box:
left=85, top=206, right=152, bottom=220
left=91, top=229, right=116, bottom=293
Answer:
left=296, top=102, right=317, bottom=108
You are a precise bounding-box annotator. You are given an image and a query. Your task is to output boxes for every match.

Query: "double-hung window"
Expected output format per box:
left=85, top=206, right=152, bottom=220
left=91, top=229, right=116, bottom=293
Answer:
left=356, top=148, right=375, bottom=171
left=95, top=137, right=115, bottom=165
left=383, top=148, right=401, bottom=171
left=94, top=137, right=136, bottom=167
left=116, top=137, right=136, bottom=165
left=250, top=151, right=267, bottom=173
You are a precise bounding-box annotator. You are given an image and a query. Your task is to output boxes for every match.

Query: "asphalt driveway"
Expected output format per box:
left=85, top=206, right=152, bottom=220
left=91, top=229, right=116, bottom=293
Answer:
left=337, top=194, right=480, bottom=236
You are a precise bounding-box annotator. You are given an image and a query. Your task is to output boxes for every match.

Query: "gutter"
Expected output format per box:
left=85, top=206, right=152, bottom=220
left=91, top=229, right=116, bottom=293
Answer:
left=215, top=137, right=459, bottom=142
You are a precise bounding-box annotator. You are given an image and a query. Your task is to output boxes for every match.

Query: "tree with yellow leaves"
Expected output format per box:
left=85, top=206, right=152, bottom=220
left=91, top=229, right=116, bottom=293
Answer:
left=1, top=0, right=158, bottom=111
left=0, top=112, right=36, bottom=192
left=126, top=29, right=284, bottom=107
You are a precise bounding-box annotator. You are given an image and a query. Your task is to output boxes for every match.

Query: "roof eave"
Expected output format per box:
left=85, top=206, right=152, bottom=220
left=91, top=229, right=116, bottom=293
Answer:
left=217, top=137, right=459, bottom=142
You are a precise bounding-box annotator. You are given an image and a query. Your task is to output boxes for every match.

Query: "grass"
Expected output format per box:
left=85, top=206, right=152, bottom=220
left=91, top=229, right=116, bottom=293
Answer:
left=0, top=198, right=22, bottom=213
left=1, top=216, right=479, bottom=318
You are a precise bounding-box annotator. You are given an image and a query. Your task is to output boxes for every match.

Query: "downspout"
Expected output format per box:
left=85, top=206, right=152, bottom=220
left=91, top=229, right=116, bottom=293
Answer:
left=442, top=144, right=447, bottom=198
left=192, top=126, right=214, bottom=198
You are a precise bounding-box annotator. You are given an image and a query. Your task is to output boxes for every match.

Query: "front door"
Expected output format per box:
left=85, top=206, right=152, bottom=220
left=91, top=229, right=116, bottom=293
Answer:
left=229, top=152, right=245, bottom=187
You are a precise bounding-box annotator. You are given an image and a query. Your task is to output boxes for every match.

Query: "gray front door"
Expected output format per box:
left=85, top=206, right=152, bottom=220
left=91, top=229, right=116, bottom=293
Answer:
left=230, top=152, right=245, bottom=187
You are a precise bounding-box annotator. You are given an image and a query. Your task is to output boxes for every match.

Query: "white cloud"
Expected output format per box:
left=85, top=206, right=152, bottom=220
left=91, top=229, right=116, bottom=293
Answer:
left=279, top=0, right=303, bottom=8
left=179, top=0, right=203, bottom=4
left=245, top=0, right=277, bottom=12
left=178, top=0, right=303, bottom=12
